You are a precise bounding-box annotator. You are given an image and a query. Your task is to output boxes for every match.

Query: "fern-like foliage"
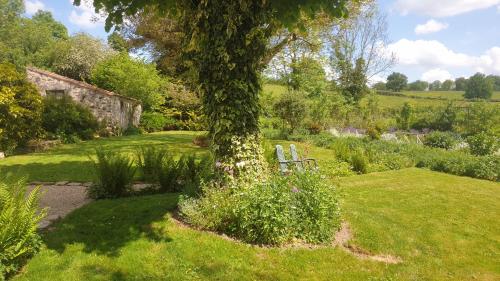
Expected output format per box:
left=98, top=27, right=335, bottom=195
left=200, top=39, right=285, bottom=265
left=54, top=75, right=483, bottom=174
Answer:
left=0, top=178, right=46, bottom=280
left=88, top=148, right=136, bottom=199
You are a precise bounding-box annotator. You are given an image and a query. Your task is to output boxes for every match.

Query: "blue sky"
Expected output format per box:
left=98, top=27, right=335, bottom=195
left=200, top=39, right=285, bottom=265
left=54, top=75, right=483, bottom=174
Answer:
left=24, top=0, right=500, bottom=82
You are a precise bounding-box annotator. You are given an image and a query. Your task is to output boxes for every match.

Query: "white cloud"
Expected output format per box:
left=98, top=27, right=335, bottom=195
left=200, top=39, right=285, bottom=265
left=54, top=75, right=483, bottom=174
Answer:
left=387, top=39, right=474, bottom=68
left=415, top=20, right=448, bottom=35
left=387, top=39, right=500, bottom=80
left=25, top=0, right=45, bottom=15
left=395, top=0, right=500, bottom=17
left=421, top=68, right=453, bottom=82
left=69, top=0, right=104, bottom=29
left=368, top=74, right=386, bottom=86
left=478, top=47, right=500, bottom=74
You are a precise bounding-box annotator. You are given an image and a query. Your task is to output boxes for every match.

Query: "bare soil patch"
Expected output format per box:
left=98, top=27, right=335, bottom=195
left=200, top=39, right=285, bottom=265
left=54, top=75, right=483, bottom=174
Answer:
left=334, top=222, right=402, bottom=264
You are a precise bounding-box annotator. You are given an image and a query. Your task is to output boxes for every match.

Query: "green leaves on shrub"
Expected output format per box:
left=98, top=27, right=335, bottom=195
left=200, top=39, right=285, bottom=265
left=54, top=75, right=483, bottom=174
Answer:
left=139, top=111, right=167, bottom=133
left=423, top=131, right=459, bottom=150
left=136, top=146, right=168, bottom=182
left=180, top=172, right=341, bottom=245
left=0, top=178, right=45, bottom=279
left=88, top=149, right=136, bottom=199
left=136, top=147, right=213, bottom=195
left=467, top=132, right=499, bottom=156
left=350, top=151, right=368, bottom=174
left=0, top=63, right=43, bottom=153
left=42, top=95, right=100, bottom=143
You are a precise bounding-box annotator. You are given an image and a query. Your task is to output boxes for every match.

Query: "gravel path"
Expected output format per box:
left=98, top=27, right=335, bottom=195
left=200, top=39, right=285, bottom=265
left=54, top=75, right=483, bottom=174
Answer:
left=28, top=182, right=153, bottom=228
left=28, top=183, right=92, bottom=228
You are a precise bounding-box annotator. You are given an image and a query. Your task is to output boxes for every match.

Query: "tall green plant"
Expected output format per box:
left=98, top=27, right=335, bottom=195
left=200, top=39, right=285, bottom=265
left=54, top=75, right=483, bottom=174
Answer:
left=136, top=146, right=168, bottom=182
left=0, top=178, right=45, bottom=279
left=88, top=149, right=136, bottom=199
left=0, top=63, right=43, bottom=153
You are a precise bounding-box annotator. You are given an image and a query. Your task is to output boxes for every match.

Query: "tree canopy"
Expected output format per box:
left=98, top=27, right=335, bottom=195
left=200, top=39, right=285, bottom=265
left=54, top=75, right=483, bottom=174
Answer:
left=465, top=73, right=493, bottom=100
left=386, top=72, right=407, bottom=92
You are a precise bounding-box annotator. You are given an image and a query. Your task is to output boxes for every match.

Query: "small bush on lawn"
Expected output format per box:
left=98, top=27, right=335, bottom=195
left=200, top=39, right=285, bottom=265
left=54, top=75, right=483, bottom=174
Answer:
left=140, top=111, right=167, bottom=133
left=350, top=151, right=369, bottom=174
left=423, top=131, right=459, bottom=150
left=42, top=96, right=100, bottom=143
left=136, top=146, right=168, bottom=182
left=158, top=154, right=213, bottom=195
left=0, top=178, right=45, bottom=280
left=467, top=132, right=499, bottom=156
left=88, top=149, right=136, bottom=199
left=180, top=172, right=341, bottom=245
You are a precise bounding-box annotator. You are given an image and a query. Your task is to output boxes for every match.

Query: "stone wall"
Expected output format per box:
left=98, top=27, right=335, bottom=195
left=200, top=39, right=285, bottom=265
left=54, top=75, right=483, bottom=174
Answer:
left=26, top=67, right=142, bottom=129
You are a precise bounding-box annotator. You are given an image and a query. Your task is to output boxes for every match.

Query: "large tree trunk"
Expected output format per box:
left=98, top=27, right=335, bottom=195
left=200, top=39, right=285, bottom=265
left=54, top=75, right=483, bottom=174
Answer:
left=184, top=0, right=269, bottom=181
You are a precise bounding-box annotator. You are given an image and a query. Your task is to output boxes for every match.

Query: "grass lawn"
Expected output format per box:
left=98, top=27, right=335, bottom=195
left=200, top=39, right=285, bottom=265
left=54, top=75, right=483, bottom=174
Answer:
left=3, top=132, right=499, bottom=280
left=0, top=132, right=335, bottom=182
left=11, top=168, right=500, bottom=280
left=0, top=131, right=206, bottom=182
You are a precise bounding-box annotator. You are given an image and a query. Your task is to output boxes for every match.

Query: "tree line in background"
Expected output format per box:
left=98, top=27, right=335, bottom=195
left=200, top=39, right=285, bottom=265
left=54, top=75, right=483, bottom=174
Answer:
left=373, top=72, right=500, bottom=100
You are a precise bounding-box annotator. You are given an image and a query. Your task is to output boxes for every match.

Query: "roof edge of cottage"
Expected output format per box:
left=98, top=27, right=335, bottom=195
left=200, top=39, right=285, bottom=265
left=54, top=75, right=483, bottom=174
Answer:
left=26, top=67, right=141, bottom=105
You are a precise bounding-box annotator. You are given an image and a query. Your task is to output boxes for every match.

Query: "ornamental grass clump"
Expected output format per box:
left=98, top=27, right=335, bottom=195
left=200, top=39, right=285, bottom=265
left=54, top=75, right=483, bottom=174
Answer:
left=0, top=178, right=45, bottom=280
left=136, top=146, right=168, bottom=182
left=180, top=172, right=341, bottom=246
left=88, top=149, right=136, bottom=199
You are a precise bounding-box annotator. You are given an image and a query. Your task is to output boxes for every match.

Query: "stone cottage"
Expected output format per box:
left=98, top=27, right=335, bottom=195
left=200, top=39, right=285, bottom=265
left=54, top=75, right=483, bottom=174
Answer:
left=27, top=67, right=142, bottom=129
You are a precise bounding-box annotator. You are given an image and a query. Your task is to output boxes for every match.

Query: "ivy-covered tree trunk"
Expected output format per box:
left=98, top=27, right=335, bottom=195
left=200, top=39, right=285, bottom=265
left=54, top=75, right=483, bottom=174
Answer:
left=183, top=0, right=270, bottom=180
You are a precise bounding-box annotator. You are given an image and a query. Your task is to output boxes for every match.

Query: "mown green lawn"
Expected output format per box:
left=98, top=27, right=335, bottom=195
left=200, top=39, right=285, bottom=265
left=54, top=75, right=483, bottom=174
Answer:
left=11, top=168, right=500, bottom=280
left=0, top=131, right=206, bottom=182
left=3, top=132, right=499, bottom=280
left=0, top=132, right=335, bottom=182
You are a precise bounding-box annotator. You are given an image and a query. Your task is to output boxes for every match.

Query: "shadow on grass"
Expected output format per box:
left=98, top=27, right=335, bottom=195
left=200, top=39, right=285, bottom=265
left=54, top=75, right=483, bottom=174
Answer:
left=42, top=193, right=179, bottom=257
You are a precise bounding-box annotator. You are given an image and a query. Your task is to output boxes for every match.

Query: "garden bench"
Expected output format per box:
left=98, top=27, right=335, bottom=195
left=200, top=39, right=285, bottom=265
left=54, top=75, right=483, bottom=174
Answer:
left=276, top=144, right=318, bottom=174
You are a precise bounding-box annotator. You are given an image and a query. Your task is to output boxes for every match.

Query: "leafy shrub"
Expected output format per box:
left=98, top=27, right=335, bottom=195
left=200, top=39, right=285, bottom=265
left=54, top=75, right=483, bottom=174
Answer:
left=273, top=91, right=308, bottom=134
left=123, top=126, right=143, bottom=136
left=140, top=111, right=167, bottom=133
left=0, top=63, right=43, bottom=153
left=464, top=155, right=499, bottom=181
left=467, top=132, right=499, bottom=156
left=0, top=179, right=45, bottom=279
left=157, top=155, right=182, bottom=192
left=42, top=96, right=100, bottom=143
left=180, top=172, right=341, bottom=245
left=423, top=131, right=458, bottom=150
left=88, top=149, right=136, bottom=199
left=415, top=149, right=499, bottom=181
left=158, top=154, right=213, bottom=195
left=350, top=151, right=368, bottom=174
left=136, top=147, right=168, bottom=182
left=160, top=80, right=205, bottom=131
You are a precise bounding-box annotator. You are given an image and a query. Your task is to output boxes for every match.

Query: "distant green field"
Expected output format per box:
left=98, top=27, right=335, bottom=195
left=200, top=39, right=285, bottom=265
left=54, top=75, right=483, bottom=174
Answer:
left=372, top=95, right=474, bottom=109
left=262, top=84, right=500, bottom=110
left=401, top=91, right=500, bottom=100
